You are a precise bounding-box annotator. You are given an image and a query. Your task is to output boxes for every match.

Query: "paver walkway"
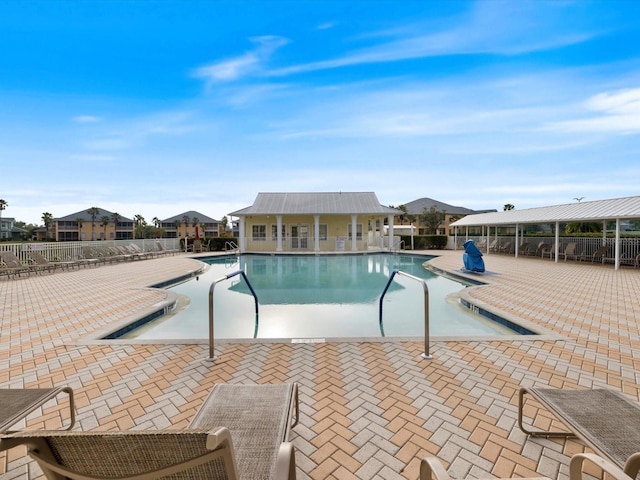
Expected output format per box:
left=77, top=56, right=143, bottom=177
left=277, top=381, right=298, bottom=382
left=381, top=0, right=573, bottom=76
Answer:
left=1, top=250, right=639, bottom=479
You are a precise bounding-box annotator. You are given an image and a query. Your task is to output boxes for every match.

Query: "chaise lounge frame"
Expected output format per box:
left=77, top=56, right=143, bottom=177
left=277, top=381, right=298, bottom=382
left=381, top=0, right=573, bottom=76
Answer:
left=518, top=387, right=640, bottom=476
left=1, top=383, right=298, bottom=480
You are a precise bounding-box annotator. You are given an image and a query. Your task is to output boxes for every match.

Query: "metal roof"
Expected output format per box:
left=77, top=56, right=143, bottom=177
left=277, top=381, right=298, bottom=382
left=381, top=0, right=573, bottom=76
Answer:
left=402, top=197, right=495, bottom=215
left=55, top=208, right=133, bottom=222
left=162, top=211, right=220, bottom=223
left=451, top=196, right=640, bottom=227
left=230, top=192, right=401, bottom=216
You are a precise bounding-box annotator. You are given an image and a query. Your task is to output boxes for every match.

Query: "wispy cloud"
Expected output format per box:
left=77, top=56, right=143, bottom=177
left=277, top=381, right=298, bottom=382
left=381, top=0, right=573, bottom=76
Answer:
left=268, top=2, right=598, bottom=77
left=83, top=111, right=196, bottom=151
left=69, top=154, right=117, bottom=162
left=317, top=21, right=337, bottom=30
left=193, top=36, right=289, bottom=83
left=547, top=88, right=640, bottom=134
left=73, top=115, right=102, bottom=123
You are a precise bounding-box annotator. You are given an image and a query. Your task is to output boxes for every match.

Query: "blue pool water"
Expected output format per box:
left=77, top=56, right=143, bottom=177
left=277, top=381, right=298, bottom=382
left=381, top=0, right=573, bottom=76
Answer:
left=125, top=253, right=516, bottom=339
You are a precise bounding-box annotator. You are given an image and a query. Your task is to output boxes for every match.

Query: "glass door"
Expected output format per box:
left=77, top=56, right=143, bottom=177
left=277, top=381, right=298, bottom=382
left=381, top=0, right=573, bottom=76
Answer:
left=291, top=225, right=309, bottom=249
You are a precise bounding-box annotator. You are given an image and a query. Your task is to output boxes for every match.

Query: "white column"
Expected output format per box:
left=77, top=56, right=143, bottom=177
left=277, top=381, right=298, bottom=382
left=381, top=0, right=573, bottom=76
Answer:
left=238, top=217, right=246, bottom=252
left=351, top=215, right=358, bottom=251
left=276, top=215, right=283, bottom=252
left=314, top=215, right=320, bottom=252
left=387, top=214, right=394, bottom=251
left=615, top=218, right=620, bottom=270
left=554, top=222, right=560, bottom=263
left=515, top=223, right=519, bottom=257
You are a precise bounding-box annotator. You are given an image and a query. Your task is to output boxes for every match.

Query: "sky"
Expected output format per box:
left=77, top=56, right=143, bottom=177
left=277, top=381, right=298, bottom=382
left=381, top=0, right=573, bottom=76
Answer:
left=1, top=0, right=640, bottom=225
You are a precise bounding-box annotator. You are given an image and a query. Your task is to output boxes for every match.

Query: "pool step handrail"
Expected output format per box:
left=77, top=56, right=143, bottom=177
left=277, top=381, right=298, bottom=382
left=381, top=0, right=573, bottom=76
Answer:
left=224, top=241, right=239, bottom=255
left=379, top=269, right=432, bottom=360
left=207, top=270, right=259, bottom=362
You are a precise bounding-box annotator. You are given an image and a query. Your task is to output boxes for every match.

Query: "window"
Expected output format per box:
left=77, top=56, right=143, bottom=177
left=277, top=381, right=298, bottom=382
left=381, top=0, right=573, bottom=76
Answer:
left=319, top=224, right=328, bottom=241
left=348, top=223, right=363, bottom=240
left=252, top=225, right=266, bottom=241
left=271, top=224, right=286, bottom=241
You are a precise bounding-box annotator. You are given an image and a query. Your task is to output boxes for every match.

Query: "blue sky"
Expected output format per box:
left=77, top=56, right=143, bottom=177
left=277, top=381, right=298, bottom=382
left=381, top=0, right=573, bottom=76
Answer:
left=2, top=0, right=640, bottom=225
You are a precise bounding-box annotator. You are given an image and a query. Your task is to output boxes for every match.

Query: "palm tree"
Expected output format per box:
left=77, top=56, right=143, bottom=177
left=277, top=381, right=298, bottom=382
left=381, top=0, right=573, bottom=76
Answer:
left=133, top=214, right=146, bottom=239
left=75, top=217, right=84, bottom=241
left=101, top=216, right=110, bottom=240
left=111, top=212, right=121, bottom=240
left=182, top=215, right=190, bottom=237
left=0, top=199, right=7, bottom=240
left=41, top=212, right=53, bottom=240
left=152, top=217, right=161, bottom=228
left=503, top=204, right=515, bottom=211
left=398, top=204, right=408, bottom=225
left=87, top=207, right=100, bottom=241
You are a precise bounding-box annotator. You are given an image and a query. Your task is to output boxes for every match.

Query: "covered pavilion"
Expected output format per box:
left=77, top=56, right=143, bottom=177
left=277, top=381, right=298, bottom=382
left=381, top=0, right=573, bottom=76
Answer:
left=450, top=196, right=640, bottom=270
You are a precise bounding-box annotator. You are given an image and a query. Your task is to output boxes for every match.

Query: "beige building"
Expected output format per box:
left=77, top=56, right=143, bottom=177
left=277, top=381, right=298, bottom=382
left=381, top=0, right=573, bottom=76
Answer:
left=160, top=211, right=224, bottom=239
left=229, top=192, right=401, bottom=252
left=53, top=208, right=134, bottom=241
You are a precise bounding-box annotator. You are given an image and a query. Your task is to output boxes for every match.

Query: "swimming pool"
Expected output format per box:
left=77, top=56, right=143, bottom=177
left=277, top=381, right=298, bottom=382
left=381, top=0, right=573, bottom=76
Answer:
left=122, top=253, right=520, bottom=340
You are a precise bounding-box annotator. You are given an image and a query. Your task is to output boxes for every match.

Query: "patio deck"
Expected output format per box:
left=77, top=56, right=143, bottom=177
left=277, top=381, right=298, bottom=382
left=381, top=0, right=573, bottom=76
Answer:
left=1, top=250, right=639, bottom=479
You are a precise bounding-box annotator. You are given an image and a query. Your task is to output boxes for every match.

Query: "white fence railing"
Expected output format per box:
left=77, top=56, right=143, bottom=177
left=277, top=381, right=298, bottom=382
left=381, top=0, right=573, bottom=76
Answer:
left=455, top=235, right=640, bottom=264
left=0, top=238, right=181, bottom=263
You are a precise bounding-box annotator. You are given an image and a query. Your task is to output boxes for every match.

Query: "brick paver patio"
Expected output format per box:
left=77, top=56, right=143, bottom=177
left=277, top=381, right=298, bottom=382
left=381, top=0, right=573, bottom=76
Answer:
left=1, top=250, right=638, bottom=479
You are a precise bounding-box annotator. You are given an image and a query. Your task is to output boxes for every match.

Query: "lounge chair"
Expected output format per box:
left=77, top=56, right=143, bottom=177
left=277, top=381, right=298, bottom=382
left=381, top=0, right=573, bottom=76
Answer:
left=1, top=426, right=296, bottom=479
left=91, top=246, right=124, bottom=264
left=558, top=242, right=578, bottom=261
left=155, top=242, right=178, bottom=256
left=2, top=383, right=299, bottom=479
left=498, top=241, right=512, bottom=254
left=0, top=251, right=40, bottom=277
left=0, top=387, right=75, bottom=436
left=27, top=251, right=79, bottom=271
left=78, top=247, right=101, bottom=268
left=518, top=387, right=640, bottom=476
left=517, top=242, right=530, bottom=256
left=541, top=242, right=556, bottom=259
left=128, top=243, right=156, bottom=259
left=535, top=242, right=550, bottom=257
left=581, top=245, right=609, bottom=263
left=419, top=452, right=635, bottom=480
left=488, top=239, right=499, bottom=252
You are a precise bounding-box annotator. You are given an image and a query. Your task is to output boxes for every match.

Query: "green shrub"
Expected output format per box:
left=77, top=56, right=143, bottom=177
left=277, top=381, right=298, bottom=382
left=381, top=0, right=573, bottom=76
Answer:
left=400, top=235, right=448, bottom=250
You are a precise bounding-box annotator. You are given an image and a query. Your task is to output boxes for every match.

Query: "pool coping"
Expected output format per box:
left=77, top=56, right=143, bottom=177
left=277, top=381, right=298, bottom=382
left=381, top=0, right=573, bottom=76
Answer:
left=75, top=252, right=564, bottom=346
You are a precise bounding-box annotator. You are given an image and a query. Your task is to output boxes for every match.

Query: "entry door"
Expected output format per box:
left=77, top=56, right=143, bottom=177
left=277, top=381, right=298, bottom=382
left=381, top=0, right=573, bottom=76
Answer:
left=291, top=225, right=309, bottom=249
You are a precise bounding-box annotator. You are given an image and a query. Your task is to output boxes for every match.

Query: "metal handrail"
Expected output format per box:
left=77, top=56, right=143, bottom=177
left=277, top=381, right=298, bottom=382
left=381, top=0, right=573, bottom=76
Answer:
left=379, top=269, right=432, bottom=359
left=224, top=241, right=239, bottom=253
left=208, top=270, right=259, bottom=361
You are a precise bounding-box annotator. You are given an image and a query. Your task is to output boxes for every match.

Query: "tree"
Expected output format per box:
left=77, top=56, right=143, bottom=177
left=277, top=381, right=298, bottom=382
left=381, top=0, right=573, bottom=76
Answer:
left=75, top=217, right=84, bottom=241
left=41, top=212, right=53, bottom=240
left=398, top=204, right=408, bottom=225
left=152, top=217, right=161, bottom=228
left=419, top=206, right=446, bottom=235
left=111, top=212, right=121, bottom=240
left=503, top=204, right=515, bottom=211
left=87, top=207, right=100, bottom=241
left=182, top=215, right=190, bottom=236
left=0, top=199, right=7, bottom=240
left=565, top=222, right=602, bottom=234
left=221, top=216, right=229, bottom=235
left=133, top=214, right=146, bottom=239
left=101, top=216, right=110, bottom=239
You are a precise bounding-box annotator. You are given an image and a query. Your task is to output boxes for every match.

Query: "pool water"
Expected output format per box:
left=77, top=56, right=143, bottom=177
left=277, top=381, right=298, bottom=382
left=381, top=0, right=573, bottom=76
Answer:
left=125, top=254, right=515, bottom=339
